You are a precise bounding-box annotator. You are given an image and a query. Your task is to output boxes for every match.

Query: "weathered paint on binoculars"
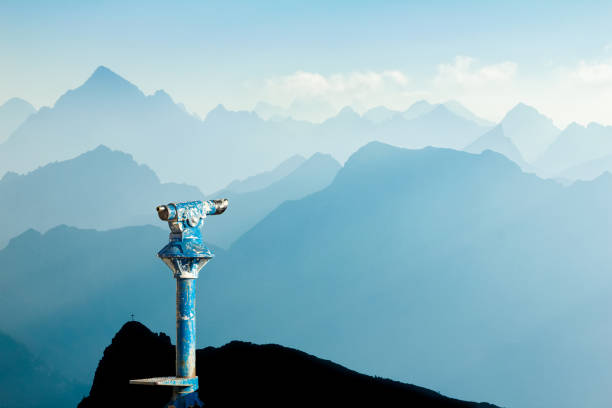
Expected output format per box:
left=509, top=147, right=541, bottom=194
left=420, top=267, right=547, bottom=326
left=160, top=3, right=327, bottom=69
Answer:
left=156, top=199, right=228, bottom=224
left=156, top=199, right=228, bottom=279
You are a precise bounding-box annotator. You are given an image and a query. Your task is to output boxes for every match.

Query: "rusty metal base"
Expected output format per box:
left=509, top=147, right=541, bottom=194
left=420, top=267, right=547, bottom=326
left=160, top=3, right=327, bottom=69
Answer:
left=165, top=390, right=203, bottom=408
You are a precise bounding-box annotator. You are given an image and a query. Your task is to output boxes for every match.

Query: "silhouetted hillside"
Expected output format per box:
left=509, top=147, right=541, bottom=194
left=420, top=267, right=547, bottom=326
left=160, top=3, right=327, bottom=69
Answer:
left=78, top=321, right=498, bottom=408
left=0, top=330, right=86, bottom=408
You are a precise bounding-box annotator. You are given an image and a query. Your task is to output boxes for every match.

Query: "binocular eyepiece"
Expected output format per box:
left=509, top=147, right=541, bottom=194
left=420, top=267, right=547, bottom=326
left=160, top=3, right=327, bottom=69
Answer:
left=156, top=199, right=229, bottom=222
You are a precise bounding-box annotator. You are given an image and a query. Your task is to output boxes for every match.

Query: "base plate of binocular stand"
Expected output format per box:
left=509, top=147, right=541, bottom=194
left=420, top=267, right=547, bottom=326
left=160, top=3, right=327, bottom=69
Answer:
left=129, top=376, right=198, bottom=388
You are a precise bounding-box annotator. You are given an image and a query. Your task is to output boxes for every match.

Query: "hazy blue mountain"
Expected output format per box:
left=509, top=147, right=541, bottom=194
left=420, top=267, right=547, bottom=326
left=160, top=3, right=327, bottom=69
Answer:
left=194, top=143, right=612, bottom=408
left=496, top=103, right=560, bottom=163
left=0, top=225, right=180, bottom=382
left=443, top=100, right=494, bottom=127
left=0, top=66, right=211, bottom=186
left=0, top=67, right=498, bottom=192
left=365, top=101, right=491, bottom=127
left=379, top=105, right=489, bottom=149
left=5, top=144, right=612, bottom=407
left=0, top=330, right=87, bottom=408
left=558, top=154, right=612, bottom=181
left=402, top=100, right=435, bottom=120
left=205, top=153, right=341, bottom=248
left=362, top=106, right=400, bottom=123
left=219, top=154, right=306, bottom=194
left=536, top=122, right=612, bottom=176
left=0, top=145, right=203, bottom=248
left=464, top=125, right=531, bottom=170
left=0, top=97, right=35, bottom=143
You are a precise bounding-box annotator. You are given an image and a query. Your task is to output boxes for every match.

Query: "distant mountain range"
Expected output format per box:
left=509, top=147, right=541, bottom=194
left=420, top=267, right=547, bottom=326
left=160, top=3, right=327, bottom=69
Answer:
left=465, top=125, right=531, bottom=171
left=0, top=144, right=339, bottom=249
left=0, top=145, right=203, bottom=248
left=196, top=143, right=612, bottom=408
left=219, top=154, right=306, bottom=194
left=5, top=65, right=612, bottom=184
left=0, top=66, right=494, bottom=192
left=0, top=97, right=35, bottom=144
left=4, top=143, right=612, bottom=407
left=493, top=103, right=560, bottom=162
left=205, top=152, right=341, bottom=248
left=78, top=321, right=498, bottom=408
left=375, top=104, right=489, bottom=150
left=535, top=122, right=612, bottom=176
left=361, top=100, right=494, bottom=127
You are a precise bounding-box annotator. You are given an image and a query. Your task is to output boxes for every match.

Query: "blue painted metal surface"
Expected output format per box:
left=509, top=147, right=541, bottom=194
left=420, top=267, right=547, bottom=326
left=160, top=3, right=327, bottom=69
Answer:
left=130, top=199, right=228, bottom=408
left=176, top=278, right=197, bottom=379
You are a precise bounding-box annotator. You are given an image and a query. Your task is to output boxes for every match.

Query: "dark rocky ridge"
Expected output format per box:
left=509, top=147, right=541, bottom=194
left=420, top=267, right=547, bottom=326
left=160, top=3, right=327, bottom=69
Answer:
left=79, top=321, right=498, bottom=408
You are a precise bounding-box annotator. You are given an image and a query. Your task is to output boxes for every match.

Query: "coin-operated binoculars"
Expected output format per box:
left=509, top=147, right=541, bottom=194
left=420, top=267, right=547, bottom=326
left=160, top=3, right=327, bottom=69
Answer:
left=130, top=199, right=228, bottom=408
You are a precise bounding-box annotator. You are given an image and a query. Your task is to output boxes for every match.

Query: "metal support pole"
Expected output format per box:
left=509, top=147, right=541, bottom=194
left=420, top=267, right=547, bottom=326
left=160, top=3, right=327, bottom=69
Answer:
left=176, top=278, right=197, bottom=380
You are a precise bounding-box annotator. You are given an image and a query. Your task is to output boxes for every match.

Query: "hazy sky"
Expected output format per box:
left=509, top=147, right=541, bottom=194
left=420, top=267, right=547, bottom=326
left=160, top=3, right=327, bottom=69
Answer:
left=1, top=0, right=612, bottom=127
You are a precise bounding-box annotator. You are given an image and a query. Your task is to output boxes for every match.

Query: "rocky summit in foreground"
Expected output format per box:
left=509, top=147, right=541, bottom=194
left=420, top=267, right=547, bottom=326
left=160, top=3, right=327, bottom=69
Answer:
left=79, top=321, right=498, bottom=408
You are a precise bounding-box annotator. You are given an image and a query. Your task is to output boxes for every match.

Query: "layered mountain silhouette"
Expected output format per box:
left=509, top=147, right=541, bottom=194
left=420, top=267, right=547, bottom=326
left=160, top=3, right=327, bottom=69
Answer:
left=443, top=100, right=494, bottom=127
left=0, top=225, right=179, bottom=382
left=361, top=106, right=399, bottom=123
left=0, top=97, right=35, bottom=143
left=559, top=153, right=612, bottom=181
left=0, top=145, right=203, bottom=248
left=536, top=122, right=612, bottom=175
left=205, top=153, right=341, bottom=248
left=194, top=143, right=612, bottom=408
left=402, top=100, right=437, bottom=120
left=0, top=144, right=336, bottom=249
left=219, top=154, right=306, bottom=194
left=0, top=66, right=495, bottom=192
left=78, top=321, right=497, bottom=408
left=5, top=66, right=612, bottom=183
left=464, top=125, right=531, bottom=170
left=361, top=100, right=493, bottom=127
left=492, top=103, right=560, bottom=163
left=5, top=143, right=612, bottom=407
left=378, top=104, right=489, bottom=149
left=0, top=330, right=86, bottom=408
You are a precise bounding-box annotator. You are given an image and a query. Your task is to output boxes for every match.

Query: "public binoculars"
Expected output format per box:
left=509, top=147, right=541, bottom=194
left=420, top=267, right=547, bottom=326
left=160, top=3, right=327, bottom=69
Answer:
left=131, top=199, right=228, bottom=408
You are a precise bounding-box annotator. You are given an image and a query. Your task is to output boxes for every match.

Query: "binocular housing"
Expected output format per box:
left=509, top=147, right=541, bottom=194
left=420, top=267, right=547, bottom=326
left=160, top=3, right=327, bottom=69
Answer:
left=157, top=199, right=228, bottom=226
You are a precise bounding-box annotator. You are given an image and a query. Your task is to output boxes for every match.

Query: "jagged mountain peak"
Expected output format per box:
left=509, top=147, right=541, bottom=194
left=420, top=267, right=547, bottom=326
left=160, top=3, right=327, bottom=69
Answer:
left=85, top=66, right=131, bottom=87
left=502, top=102, right=554, bottom=125
left=53, top=65, right=144, bottom=109
left=337, top=105, right=360, bottom=117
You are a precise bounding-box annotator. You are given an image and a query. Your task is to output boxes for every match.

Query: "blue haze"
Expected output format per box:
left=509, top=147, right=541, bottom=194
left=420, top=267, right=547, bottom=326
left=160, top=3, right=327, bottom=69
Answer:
left=3, top=144, right=612, bottom=407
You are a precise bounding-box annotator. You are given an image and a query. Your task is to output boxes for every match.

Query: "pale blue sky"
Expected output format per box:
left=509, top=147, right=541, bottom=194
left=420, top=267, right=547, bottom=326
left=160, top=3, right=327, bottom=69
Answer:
left=2, top=0, right=612, bottom=125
